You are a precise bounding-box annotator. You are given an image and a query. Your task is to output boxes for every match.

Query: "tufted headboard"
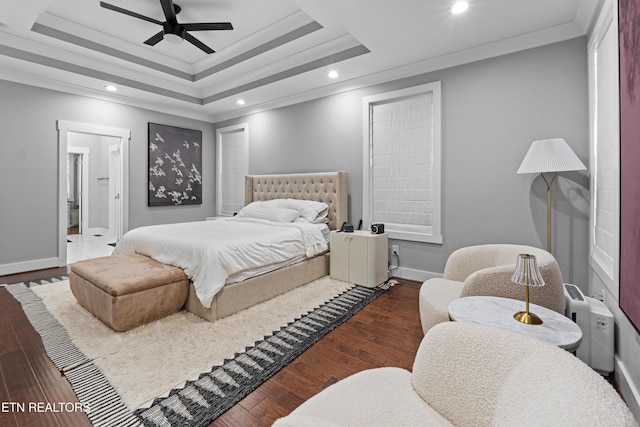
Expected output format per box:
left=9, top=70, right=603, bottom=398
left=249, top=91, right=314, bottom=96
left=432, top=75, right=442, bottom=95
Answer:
left=245, top=171, right=348, bottom=230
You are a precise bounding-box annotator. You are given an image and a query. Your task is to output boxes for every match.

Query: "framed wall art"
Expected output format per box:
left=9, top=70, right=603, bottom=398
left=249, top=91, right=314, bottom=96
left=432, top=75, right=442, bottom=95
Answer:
left=619, top=0, right=640, bottom=332
left=148, top=123, right=202, bottom=206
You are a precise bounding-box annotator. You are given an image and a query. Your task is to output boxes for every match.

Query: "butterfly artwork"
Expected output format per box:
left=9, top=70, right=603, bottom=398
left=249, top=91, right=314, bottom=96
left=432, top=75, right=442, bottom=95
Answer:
left=147, top=123, right=202, bottom=206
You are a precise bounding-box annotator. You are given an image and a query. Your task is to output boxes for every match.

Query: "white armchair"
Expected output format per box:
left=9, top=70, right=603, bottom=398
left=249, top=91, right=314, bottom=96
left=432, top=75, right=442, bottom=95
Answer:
left=419, top=244, right=565, bottom=334
left=273, top=322, right=637, bottom=427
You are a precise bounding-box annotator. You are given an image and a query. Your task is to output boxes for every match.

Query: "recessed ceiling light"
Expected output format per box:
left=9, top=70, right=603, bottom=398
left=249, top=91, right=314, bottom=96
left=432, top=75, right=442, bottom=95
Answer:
left=104, top=84, right=118, bottom=92
left=236, top=99, right=246, bottom=105
left=451, top=1, right=469, bottom=14
left=328, top=70, right=339, bottom=79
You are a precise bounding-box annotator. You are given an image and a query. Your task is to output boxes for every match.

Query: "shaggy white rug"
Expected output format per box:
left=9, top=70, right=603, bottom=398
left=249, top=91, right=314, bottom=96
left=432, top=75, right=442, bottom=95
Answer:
left=31, top=276, right=353, bottom=410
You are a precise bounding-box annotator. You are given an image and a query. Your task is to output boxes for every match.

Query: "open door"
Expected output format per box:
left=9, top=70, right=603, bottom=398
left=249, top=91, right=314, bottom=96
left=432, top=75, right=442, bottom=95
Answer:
left=57, top=121, right=130, bottom=267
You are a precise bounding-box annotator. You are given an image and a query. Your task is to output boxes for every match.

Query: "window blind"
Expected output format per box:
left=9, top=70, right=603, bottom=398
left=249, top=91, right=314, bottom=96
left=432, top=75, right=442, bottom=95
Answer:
left=219, top=128, right=248, bottom=216
left=591, top=16, right=619, bottom=282
left=368, top=90, right=440, bottom=241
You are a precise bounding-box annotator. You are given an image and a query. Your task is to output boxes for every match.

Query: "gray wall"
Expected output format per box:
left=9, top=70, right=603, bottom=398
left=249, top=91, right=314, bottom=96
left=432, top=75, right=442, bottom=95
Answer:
left=0, top=81, right=215, bottom=269
left=215, top=37, right=590, bottom=286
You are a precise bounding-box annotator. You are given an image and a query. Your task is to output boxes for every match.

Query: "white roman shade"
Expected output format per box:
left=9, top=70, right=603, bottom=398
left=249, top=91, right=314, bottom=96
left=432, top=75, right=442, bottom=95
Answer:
left=363, top=82, right=442, bottom=243
left=217, top=124, right=249, bottom=216
left=589, top=10, right=619, bottom=285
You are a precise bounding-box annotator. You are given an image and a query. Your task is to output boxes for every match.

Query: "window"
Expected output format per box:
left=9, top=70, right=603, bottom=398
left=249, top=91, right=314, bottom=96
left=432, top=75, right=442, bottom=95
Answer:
left=362, top=82, right=442, bottom=243
left=216, top=123, right=249, bottom=216
left=589, top=4, right=619, bottom=293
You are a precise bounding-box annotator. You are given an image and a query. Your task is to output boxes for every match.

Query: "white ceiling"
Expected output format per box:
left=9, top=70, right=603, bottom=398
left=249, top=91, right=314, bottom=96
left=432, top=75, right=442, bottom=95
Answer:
left=0, top=0, right=601, bottom=122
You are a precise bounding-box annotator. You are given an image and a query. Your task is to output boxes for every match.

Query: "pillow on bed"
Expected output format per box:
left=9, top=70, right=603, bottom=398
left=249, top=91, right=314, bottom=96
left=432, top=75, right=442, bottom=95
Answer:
left=273, top=199, right=329, bottom=222
left=236, top=204, right=300, bottom=223
left=294, top=216, right=329, bottom=224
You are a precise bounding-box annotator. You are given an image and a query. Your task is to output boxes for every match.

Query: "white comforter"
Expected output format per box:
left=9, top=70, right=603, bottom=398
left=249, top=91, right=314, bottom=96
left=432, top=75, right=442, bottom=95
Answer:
left=112, top=218, right=328, bottom=308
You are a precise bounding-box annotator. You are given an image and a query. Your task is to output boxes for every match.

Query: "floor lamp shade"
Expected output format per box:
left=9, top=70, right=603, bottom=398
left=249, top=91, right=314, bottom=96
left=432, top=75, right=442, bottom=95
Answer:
left=517, top=138, right=586, bottom=174
left=517, top=138, right=586, bottom=253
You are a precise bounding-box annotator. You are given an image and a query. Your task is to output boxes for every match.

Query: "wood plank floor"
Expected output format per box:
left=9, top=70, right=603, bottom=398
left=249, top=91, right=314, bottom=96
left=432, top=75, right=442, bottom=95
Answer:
left=0, top=269, right=423, bottom=427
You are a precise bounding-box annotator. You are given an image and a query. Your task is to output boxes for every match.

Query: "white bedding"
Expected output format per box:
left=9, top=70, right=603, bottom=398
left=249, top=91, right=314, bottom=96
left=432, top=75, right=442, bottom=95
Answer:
left=112, top=217, right=328, bottom=308
left=227, top=224, right=330, bottom=284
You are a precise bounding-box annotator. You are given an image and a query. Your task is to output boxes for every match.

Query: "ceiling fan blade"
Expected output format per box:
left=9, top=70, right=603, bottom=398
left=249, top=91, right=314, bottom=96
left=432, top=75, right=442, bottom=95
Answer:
left=184, top=32, right=214, bottom=54
left=100, top=2, right=163, bottom=26
left=144, top=31, right=165, bottom=46
left=182, top=22, right=233, bottom=31
left=159, top=0, right=179, bottom=25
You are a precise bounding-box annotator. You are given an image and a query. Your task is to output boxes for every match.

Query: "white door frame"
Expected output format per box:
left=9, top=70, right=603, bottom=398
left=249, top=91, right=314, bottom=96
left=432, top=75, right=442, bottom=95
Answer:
left=67, top=146, right=90, bottom=234
left=57, top=120, right=130, bottom=266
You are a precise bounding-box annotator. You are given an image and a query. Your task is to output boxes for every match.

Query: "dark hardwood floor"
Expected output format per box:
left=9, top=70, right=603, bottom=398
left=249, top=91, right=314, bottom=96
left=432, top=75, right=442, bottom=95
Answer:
left=0, top=269, right=423, bottom=427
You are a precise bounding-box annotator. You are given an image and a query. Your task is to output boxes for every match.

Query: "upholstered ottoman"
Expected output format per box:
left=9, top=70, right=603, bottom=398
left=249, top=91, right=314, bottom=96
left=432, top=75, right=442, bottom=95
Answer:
left=69, top=253, right=189, bottom=332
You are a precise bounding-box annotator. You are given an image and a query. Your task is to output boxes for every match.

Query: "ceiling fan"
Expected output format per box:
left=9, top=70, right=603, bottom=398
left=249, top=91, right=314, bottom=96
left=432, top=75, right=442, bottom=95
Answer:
left=99, top=0, right=233, bottom=54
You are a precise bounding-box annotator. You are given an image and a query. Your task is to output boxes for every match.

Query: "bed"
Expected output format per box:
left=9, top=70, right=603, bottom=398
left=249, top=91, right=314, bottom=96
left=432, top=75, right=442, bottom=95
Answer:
left=115, top=171, right=348, bottom=322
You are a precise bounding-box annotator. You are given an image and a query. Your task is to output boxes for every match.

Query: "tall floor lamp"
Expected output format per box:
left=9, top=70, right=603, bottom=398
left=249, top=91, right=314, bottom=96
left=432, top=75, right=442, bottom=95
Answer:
left=517, top=138, right=586, bottom=253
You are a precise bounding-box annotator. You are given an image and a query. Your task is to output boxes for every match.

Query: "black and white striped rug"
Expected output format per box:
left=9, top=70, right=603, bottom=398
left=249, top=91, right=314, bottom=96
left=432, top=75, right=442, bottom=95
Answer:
left=6, top=276, right=386, bottom=427
left=6, top=276, right=140, bottom=427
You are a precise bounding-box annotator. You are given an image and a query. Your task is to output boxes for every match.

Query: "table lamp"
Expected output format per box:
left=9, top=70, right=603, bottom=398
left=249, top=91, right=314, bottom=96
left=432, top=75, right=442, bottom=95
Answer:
left=516, top=138, right=586, bottom=253
left=511, top=253, right=545, bottom=325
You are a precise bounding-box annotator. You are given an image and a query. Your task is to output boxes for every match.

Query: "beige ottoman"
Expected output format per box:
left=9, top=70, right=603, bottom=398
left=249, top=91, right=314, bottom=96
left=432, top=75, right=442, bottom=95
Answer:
left=70, top=254, right=189, bottom=332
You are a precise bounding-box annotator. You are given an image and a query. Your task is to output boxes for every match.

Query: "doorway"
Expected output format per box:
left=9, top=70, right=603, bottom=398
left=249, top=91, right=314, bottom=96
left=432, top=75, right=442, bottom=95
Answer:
left=57, top=121, right=130, bottom=267
left=67, top=147, right=89, bottom=236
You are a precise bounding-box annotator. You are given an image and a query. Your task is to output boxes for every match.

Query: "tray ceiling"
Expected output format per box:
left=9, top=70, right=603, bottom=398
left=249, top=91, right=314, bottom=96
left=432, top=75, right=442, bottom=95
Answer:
left=0, top=0, right=601, bottom=122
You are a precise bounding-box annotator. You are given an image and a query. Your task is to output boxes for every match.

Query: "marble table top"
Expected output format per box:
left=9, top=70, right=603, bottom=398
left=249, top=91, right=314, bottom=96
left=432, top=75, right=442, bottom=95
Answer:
left=448, top=296, right=582, bottom=351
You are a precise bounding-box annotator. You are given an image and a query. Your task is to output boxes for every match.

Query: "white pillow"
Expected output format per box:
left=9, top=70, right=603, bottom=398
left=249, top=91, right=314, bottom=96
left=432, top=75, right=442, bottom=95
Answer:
left=236, top=204, right=300, bottom=223
left=294, top=216, right=329, bottom=224
left=273, top=199, right=329, bottom=222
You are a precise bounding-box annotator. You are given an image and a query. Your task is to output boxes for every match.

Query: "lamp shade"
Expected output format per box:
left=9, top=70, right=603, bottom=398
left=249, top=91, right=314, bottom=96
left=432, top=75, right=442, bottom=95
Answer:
left=517, top=138, right=586, bottom=174
left=511, top=254, right=545, bottom=287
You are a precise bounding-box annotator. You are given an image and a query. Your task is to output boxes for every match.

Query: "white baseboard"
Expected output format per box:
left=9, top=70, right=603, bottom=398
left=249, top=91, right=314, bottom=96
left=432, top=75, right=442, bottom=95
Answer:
left=391, top=266, right=442, bottom=283
left=615, top=355, right=640, bottom=423
left=0, top=257, right=63, bottom=276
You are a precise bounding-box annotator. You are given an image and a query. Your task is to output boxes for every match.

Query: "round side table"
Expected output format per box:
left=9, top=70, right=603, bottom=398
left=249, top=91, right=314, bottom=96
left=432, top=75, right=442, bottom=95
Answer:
left=448, top=296, right=582, bottom=351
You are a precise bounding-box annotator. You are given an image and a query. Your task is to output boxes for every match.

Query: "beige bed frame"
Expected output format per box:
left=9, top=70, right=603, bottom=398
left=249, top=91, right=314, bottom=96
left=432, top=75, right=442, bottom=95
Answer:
left=184, top=171, right=348, bottom=322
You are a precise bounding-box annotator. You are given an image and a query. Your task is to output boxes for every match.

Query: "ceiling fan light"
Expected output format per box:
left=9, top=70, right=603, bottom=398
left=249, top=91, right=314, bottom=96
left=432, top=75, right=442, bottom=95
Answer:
left=164, top=33, right=183, bottom=44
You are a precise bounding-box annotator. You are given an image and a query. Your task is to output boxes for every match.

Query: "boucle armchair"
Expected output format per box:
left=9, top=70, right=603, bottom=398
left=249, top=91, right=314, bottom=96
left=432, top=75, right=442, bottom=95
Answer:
left=419, top=244, right=564, bottom=334
left=273, top=322, right=638, bottom=427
